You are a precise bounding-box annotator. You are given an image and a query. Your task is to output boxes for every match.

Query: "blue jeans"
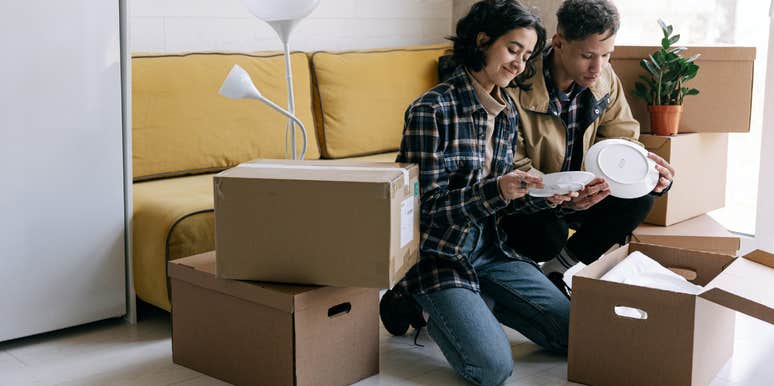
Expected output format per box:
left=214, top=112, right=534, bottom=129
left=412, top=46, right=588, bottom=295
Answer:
left=413, top=224, right=570, bottom=386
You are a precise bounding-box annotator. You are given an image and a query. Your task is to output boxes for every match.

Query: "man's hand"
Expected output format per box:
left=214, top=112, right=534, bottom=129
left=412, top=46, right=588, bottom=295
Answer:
left=562, top=177, right=610, bottom=211
left=546, top=191, right=579, bottom=206
left=498, top=171, right=543, bottom=201
left=648, top=152, right=675, bottom=193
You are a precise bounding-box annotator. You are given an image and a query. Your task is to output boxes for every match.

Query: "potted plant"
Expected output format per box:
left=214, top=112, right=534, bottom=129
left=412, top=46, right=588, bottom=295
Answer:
left=633, top=19, right=700, bottom=136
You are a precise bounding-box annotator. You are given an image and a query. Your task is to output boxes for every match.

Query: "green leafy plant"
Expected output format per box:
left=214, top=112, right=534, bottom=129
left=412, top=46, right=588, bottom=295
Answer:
left=633, top=19, right=700, bottom=105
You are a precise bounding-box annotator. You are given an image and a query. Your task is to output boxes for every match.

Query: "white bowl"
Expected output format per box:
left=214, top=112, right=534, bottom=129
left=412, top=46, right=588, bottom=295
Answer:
left=528, top=171, right=596, bottom=197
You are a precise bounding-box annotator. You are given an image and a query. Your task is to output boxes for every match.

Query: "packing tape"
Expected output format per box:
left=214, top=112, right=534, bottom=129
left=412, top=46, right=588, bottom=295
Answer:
left=237, top=163, right=410, bottom=187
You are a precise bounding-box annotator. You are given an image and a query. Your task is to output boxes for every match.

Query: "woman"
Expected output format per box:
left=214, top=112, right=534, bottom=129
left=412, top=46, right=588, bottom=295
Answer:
left=381, top=1, right=575, bottom=385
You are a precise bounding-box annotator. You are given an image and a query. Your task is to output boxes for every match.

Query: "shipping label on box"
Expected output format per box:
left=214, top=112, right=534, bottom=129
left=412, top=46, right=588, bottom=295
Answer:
left=568, top=243, right=773, bottom=386
left=214, top=159, right=419, bottom=289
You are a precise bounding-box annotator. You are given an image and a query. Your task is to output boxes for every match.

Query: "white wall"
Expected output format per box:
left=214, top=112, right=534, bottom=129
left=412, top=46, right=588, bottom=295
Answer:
left=755, top=2, right=774, bottom=252
left=130, top=0, right=453, bottom=53
left=453, top=0, right=560, bottom=35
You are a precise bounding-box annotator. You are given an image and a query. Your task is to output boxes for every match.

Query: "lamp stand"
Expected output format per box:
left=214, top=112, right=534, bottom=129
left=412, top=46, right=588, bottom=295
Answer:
left=268, top=20, right=301, bottom=160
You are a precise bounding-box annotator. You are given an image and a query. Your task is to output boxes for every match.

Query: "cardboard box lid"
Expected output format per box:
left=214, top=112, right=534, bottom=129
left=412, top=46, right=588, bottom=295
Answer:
left=169, top=251, right=329, bottom=313
left=216, top=159, right=416, bottom=187
left=632, top=214, right=740, bottom=253
left=699, top=250, right=774, bottom=324
left=614, top=45, right=756, bottom=61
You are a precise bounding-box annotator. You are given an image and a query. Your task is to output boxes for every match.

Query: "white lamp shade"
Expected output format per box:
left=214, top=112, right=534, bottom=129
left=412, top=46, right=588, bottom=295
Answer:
left=219, top=64, right=261, bottom=100
left=243, top=0, right=320, bottom=21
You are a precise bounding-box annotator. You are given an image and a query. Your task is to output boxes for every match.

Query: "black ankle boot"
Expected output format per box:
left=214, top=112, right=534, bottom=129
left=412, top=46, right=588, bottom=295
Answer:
left=379, top=288, right=426, bottom=336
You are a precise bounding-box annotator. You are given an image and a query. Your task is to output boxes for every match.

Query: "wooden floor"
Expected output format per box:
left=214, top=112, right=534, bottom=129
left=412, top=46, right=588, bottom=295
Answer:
left=0, top=301, right=772, bottom=386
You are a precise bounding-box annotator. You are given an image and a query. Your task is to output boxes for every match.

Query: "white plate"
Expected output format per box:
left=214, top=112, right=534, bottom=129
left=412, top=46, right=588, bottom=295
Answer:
left=528, top=171, right=596, bottom=197
left=585, top=139, right=659, bottom=199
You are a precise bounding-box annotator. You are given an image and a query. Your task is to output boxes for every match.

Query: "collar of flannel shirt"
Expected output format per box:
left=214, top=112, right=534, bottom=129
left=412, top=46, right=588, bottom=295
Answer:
left=447, top=65, right=515, bottom=118
left=447, top=66, right=485, bottom=116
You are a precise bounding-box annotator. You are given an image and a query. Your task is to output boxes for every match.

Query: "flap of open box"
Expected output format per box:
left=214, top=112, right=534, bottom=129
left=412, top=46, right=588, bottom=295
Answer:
left=699, top=250, right=774, bottom=324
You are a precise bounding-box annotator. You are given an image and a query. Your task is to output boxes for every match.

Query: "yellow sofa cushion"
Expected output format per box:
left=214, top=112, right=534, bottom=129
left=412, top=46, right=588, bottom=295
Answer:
left=133, top=173, right=216, bottom=310
left=311, top=44, right=449, bottom=159
left=341, top=151, right=399, bottom=163
left=132, top=52, right=320, bottom=181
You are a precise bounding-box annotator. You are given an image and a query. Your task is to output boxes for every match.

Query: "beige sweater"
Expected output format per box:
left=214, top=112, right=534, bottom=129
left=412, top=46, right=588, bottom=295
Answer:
left=467, top=70, right=506, bottom=177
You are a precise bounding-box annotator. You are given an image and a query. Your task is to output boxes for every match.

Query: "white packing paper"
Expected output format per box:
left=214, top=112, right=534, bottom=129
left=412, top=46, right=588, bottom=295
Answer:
left=600, top=251, right=704, bottom=319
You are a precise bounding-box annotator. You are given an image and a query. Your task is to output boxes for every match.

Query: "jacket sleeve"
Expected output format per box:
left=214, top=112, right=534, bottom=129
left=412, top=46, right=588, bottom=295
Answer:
left=396, top=104, right=509, bottom=227
left=595, top=69, right=640, bottom=143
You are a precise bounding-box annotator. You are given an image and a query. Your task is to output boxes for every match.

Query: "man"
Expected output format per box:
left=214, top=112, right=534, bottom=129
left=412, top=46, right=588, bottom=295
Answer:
left=501, top=0, right=675, bottom=296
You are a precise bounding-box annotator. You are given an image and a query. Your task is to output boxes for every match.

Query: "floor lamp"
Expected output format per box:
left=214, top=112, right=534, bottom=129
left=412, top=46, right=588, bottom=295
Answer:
left=219, top=64, right=308, bottom=159
left=236, top=0, right=320, bottom=160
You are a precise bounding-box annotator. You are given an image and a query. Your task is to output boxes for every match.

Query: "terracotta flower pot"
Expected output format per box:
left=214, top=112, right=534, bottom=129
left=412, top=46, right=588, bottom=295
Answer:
left=648, top=105, right=683, bottom=136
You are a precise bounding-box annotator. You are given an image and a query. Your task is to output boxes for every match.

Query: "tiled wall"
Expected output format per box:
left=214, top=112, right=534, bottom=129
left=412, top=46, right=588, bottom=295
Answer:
left=130, top=0, right=453, bottom=53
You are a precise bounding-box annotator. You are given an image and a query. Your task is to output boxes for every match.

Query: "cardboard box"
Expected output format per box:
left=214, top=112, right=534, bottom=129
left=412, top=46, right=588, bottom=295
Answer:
left=214, top=159, right=420, bottom=288
left=169, top=252, right=379, bottom=386
left=633, top=214, right=740, bottom=255
left=568, top=243, right=773, bottom=386
left=611, top=46, right=755, bottom=133
left=640, top=133, right=728, bottom=226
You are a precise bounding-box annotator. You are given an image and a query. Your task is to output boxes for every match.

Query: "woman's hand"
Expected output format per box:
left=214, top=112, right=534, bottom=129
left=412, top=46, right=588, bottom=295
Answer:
left=498, top=171, right=543, bottom=201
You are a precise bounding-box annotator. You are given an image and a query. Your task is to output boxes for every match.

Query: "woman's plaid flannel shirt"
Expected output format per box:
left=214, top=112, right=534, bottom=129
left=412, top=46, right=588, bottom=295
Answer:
left=395, top=66, right=554, bottom=296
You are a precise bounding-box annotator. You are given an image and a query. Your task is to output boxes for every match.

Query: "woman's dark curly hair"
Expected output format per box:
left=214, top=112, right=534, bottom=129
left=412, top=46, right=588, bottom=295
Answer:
left=449, top=0, right=546, bottom=90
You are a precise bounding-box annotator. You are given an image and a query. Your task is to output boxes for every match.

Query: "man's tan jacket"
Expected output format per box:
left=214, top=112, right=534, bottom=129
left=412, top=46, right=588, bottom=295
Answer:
left=506, top=55, right=640, bottom=174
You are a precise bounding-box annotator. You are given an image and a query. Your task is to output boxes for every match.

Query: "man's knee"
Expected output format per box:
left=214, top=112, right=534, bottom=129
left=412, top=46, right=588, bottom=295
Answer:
left=602, top=195, right=655, bottom=221
left=631, top=194, right=656, bottom=218
left=502, top=214, right=569, bottom=259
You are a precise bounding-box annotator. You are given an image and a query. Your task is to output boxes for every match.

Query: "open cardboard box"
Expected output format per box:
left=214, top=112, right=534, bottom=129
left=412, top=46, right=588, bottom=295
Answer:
left=169, top=252, right=380, bottom=386
left=568, top=243, right=773, bottom=386
left=214, top=159, right=419, bottom=288
left=632, top=214, right=740, bottom=255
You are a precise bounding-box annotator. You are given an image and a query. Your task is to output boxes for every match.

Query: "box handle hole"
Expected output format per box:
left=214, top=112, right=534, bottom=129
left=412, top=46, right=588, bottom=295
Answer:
left=614, top=306, right=648, bottom=320
left=328, top=302, right=352, bottom=318
left=668, top=267, right=698, bottom=281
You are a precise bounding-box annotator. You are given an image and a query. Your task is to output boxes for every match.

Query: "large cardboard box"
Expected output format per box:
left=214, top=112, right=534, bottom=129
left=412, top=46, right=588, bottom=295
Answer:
left=633, top=214, right=740, bottom=255
left=169, top=252, right=379, bottom=386
left=568, top=243, right=773, bottom=386
left=611, top=46, right=755, bottom=133
left=215, top=159, right=420, bottom=288
left=640, top=133, right=728, bottom=226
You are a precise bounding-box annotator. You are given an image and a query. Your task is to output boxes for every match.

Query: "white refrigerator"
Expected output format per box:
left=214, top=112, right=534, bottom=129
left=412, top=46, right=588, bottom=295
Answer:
left=0, top=1, right=127, bottom=341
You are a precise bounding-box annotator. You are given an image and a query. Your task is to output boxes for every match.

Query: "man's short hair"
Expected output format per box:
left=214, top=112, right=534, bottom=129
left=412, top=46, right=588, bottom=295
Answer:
left=556, top=0, right=620, bottom=41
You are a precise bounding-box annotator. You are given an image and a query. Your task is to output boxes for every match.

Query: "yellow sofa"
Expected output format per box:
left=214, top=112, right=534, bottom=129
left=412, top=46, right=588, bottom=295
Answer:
left=132, top=44, right=449, bottom=310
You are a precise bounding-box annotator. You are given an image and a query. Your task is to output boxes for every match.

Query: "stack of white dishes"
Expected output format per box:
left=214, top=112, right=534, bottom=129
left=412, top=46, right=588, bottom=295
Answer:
left=584, top=139, right=659, bottom=199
